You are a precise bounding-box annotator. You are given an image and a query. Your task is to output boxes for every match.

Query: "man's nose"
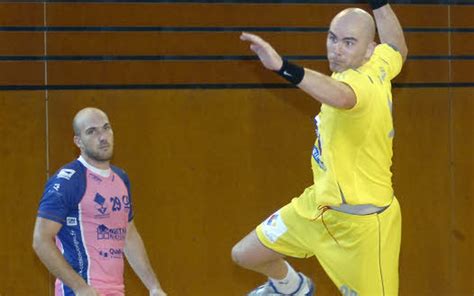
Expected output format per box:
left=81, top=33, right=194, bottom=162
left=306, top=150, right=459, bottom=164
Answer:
left=98, top=129, right=108, bottom=141
left=333, top=42, right=343, bottom=55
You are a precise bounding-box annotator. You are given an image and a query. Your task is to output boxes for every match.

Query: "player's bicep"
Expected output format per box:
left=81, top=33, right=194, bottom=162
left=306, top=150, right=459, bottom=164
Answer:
left=33, top=217, right=62, bottom=242
left=37, top=189, right=70, bottom=224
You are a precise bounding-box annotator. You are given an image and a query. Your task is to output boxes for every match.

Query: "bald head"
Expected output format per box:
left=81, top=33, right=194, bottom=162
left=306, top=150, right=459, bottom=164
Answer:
left=73, top=107, right=109, bottom=136
left=331, top=8, right=375, bottom=43
left=72, top=107, right=114, bottom=167
left=326, top=8, right=377, bottom=72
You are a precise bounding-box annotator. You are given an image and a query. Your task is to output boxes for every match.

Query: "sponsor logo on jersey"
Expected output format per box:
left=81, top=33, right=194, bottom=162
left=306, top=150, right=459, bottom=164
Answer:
left=57, top=169, right=76, bottom=180
left=70, top=230, right=85, bottom=275
left=122, top=195, right=131, bottom=212
left=266, top=214, right=279, bottom=227
left=94, top=193, right=110, bottom=219
left=262, top=211, right=288, bottom=243
left=312, top=115, right=327, bottom=171
left=53, top=183, right=61, bottom=191
left=312, top=145, right=327, bottom=171
left=66, top=217, right=78, bottom=226
left=98, top=248, right=123, bottom=260
left=97, top=224, right=127, bottom=241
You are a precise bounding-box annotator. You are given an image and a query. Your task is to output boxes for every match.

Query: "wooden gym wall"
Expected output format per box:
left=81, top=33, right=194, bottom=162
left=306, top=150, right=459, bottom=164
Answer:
left=0, top=1, right=472, bottom=295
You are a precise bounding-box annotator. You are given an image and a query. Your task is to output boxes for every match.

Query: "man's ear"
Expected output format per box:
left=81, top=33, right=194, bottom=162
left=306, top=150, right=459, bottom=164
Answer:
left=73, top=135, right=82, bottom=149
left=365, top=41, right=377, bottom=60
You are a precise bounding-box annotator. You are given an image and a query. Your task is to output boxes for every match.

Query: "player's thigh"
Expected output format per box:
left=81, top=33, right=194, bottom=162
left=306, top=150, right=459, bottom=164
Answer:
left=255, top=203, right=317, bottom=260
left=314, top=199, right=401, bottom=295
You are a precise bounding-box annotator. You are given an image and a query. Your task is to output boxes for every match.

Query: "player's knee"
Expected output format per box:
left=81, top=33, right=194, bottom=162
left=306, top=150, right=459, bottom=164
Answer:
left=231, top=242, right=252, bottom=268
left=231, top=243, right=243, bottom=265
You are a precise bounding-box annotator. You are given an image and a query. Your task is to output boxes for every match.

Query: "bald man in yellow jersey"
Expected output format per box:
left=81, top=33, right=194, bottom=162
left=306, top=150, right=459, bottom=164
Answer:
left=231, top=0, right=407, bottom=295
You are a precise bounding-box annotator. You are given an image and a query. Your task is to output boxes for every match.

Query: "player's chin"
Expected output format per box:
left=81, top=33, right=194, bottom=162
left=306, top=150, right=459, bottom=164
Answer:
left=96, top=150, right=114, bottom=161
left=329, top=63, right=342, bottom=73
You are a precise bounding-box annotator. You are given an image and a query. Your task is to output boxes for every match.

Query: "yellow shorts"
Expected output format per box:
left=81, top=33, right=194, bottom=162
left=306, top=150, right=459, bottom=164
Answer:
left=256, top=191, right=402, bottom=296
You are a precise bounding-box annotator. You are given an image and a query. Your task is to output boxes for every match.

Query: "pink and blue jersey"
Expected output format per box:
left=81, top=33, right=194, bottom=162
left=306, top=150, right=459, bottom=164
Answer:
left=37, top=158, right=134, bottom=296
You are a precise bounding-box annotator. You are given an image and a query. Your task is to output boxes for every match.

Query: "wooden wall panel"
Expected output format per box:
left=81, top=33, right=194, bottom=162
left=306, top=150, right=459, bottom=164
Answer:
left=47, top=31, right=449, bottom=56
left=47, top=32, right=325, bottom=56
left=47, top=60, right=450, bottom=85
left=0, top=32, right=43, bottom=56
left=405, top=32, right=449, bottom=55
left=394, top=60, right=449, bottom=83
left=391, top=88, right=452, bottom=295
left=450, top=88, right=474, bottom=294
left=46, top=60, right=299, bottom=85
left=0, top=3, right=43, bottom=26
left=0, top=91, right=48, bottom=295
left=0, top=62, right=44, bottom=86
left=46, top=4, right=447, bottom=28
left=452, top=60, right=474, bottom=83
left=451, top=33, right=474, bottom=55
left=450, top=6, right=474, bottom=28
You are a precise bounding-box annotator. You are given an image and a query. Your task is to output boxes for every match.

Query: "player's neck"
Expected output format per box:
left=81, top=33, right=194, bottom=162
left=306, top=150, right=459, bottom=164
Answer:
left=79, top=154, right=111, bottom=171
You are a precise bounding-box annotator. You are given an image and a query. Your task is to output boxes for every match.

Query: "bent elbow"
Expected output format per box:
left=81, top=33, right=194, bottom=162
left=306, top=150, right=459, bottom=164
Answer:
left=338, top=91, right=357, bottom=110
left=400, top=44, right=408, bottom=63
left=32, top=238, right=41, bottom=255
left=32, top=233, right=49, bottom=255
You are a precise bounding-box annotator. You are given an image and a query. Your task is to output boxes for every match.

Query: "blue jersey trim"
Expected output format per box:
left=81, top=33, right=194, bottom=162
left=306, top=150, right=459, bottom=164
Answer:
left=38, top=160, right=90, bottom=287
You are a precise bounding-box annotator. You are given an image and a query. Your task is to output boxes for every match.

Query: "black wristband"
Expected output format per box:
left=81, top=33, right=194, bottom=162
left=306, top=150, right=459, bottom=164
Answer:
left=276, top=59, right=305, bottom=85
left=368, top=0, right=388, bottom=9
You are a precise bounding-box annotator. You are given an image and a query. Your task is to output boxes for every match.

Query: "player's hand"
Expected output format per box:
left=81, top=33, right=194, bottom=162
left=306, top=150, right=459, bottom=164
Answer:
left=150, top=288, right=167, bottom=296
left=75, top=285, right=100, bottom=296
left=240, top=32, right=283, bottom=71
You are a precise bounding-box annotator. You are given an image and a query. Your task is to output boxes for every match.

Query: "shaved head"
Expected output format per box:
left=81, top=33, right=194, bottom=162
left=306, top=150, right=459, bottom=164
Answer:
left=73, top=107, right=109, bottom=136
left=327, top=8, right=377, bottom=72
left=73, top=107, right=114, bottom=168
left=332, top=8, right=376, bottom=43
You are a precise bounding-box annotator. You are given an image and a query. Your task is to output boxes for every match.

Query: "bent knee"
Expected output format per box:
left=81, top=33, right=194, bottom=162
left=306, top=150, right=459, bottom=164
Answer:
left=232, top=239, right=264, bottom=269
left=231, top=231, right=278, bottom=269
left=231, top=242, right=248, bottom=267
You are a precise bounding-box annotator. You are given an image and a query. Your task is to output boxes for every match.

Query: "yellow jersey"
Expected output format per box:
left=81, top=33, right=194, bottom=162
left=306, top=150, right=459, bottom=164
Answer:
left=293, top=44, right=403, bottom=219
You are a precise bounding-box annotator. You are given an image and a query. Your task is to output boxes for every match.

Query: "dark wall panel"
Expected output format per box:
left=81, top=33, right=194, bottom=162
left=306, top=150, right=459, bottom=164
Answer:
left=47, top=31, right=450, bottom=57
left=392, top=88, right=453, bottom=295
left=0, top=91, right=48, bottom=295
left=45, top=3, right=448, bottom=27
left=450, top=88, right=474, bottom=295
left=0, top=3, right=43, bottom=26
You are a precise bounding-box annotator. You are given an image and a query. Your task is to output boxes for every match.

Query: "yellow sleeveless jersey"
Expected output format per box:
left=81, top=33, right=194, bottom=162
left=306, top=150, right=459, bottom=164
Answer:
left=293, top=44, right=403, bottom=219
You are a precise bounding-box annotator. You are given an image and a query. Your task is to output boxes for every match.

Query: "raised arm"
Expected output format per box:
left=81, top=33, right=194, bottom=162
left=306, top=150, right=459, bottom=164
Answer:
left=370, top=0, right=408, bottom=62
left=32, top=217, right=99, bottom=296
left=240, top=32, right=356, bottom=109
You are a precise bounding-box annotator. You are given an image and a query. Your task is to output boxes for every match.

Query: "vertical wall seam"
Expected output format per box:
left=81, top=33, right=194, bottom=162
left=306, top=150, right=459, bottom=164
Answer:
left=447, top=3, right=456, bottom=293
left=42, top=1, right=52, bottom=295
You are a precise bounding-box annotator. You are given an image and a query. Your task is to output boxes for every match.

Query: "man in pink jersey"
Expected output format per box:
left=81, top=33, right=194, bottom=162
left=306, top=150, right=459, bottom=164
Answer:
left=33, top=107, right=167, bottom=296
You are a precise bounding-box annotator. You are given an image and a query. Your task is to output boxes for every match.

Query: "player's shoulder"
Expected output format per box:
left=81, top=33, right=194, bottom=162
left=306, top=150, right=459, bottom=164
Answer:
left=46, top=160, right=87, bottom=189
left=372, top=43, right=402, bottom=63
left=111, top=165, right=130, bottom=184
left=334, top=67, right=374, bottom=87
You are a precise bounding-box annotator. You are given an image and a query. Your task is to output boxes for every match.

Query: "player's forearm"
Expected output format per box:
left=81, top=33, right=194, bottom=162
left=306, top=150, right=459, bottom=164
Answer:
left=33, top=237, right=89, bottom=292
left=298, top=69, right=356, bottom=109
left=372, top=4, right=408, bottom=61
left=125, top=229, right=162, bottom=291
